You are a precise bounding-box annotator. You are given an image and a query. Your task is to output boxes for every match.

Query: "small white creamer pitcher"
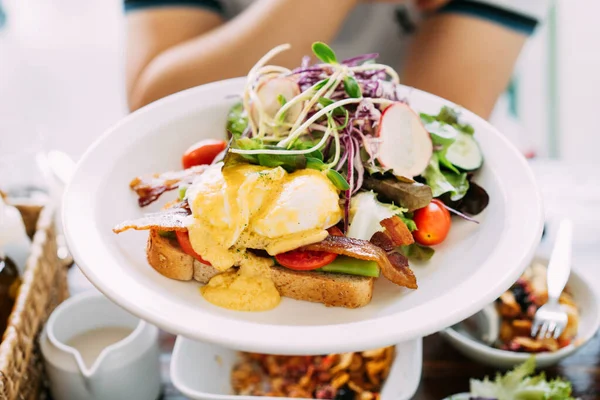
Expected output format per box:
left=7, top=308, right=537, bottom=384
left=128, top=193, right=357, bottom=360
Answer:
left=40, top=292, right=161, bottom=400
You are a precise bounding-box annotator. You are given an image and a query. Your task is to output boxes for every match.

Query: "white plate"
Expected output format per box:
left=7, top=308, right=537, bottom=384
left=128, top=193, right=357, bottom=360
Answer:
left=170, top=337, right=422, bottom=400
left=441, top=265, right=600, bottom=369
left=63, top=78, right=543, bottom=354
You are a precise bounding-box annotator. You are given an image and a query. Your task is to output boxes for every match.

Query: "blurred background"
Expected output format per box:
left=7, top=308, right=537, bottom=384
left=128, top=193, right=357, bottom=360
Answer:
left=2, top=0, right=597, bottom=162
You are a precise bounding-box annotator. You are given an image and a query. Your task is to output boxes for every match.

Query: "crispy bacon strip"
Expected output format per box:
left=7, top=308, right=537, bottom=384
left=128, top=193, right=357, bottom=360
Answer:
left=112, top=202, right=191, bottom=233
left=370, top=231, right=395, bottom=252
left=302, top=236, right=417, bottom=289
left=380, top=216, right=414, bottom=246
left=130, top=165, right=207, bottom=207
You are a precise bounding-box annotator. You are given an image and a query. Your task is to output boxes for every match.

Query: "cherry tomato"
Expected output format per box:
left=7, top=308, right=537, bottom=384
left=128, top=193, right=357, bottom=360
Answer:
left=275, top=226, right=343, bottom=271
left=175, top=230, right=212, bottom=265
left=182, top=139, right=227, bottom=169
left=412, top=199, right=451, bottom=246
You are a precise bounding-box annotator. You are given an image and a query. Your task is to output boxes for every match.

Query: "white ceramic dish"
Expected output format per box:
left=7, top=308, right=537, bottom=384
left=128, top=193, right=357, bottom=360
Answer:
left=441, top=267, right=600, bottom=369
left=170, top=336, right=422, bottom=400
left=63, top=77, right=543, bottom=354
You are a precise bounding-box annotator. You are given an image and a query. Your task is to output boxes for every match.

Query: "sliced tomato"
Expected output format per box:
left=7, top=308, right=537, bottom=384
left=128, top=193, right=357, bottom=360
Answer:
left=274, top=226, right=343, bottom=271
left=175, top=230, right=212, bottom=265
left=182, top=139, right=227, bottom=169
left=275, top=250, right=337, bottom=271
left=412, top=199, right=451, bottom=246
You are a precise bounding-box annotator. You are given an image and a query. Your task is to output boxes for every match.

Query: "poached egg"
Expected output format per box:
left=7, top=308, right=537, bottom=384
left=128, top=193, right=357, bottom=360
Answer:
left=185, top=162, right=342, bottom=311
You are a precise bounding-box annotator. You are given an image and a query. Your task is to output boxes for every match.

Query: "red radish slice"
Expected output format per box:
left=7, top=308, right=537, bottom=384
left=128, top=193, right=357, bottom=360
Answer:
left=376, top=103, right=433, bottom=178
left=252, top=77, right=302, bottom=124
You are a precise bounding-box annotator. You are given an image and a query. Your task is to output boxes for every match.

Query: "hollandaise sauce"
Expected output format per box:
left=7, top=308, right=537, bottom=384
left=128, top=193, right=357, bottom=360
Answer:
left=185, top=162, right=342, bottom=311
left=201, top=254, right=280, bottom=311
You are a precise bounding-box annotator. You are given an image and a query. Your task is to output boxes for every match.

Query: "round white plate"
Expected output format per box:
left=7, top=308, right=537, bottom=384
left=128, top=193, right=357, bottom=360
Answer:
left=63, top=78, right=543, bottom=355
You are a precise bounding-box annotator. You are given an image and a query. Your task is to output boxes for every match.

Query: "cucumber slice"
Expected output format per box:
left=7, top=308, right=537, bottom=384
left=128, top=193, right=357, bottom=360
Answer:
left=317, top=256, right=380, bottom=278
left=445, top=132, right=483, bottom=171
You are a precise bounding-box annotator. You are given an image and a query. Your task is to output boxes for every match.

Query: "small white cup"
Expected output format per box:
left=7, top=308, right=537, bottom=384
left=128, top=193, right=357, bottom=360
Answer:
left=40, top=292, right=161, bottom=400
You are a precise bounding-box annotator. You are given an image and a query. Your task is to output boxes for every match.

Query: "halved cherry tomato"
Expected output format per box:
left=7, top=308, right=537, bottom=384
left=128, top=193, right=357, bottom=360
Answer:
left=412, top=199, right=451, bottom=246
left=175, top=230, right=212, bottom=265
left=274, top=226, right=343, bottom=271
left=182, top=139, right=227, bottom=169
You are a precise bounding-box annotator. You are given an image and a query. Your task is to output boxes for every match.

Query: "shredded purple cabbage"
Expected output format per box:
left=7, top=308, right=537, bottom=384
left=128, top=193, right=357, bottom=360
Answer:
left=343, top=134, right=354, bottom=233
left=300, top=55, right=311, bottom=69
left=341, top=53, right=379, bottom=66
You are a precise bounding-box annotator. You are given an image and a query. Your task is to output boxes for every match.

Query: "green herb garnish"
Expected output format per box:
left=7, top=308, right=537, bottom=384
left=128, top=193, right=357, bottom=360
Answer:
left=343, top=76, right=362, bottom=98
left=312, top=42, right=337, bottom=64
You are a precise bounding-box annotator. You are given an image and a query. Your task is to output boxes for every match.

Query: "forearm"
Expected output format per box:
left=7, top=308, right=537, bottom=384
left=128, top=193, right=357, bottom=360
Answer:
left=401, top=13, right=528, bottom=119
left=130, top=0, right=358, bottom=110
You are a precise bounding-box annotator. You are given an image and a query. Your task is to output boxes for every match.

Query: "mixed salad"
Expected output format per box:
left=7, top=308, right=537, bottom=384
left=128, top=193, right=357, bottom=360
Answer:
left=220, top=42, right=489, bottom=260
left=465, top=357, right=575, bottom=400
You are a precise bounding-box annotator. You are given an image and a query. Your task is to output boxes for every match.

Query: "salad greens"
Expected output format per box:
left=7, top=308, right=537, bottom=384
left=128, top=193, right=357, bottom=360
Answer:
left=434, top=106, right=475, bottom=135
left=347, top=191, right=414, bottom=240
left=225, top=41, right=489, bottom=241
left=420, top=107, right=487, bottom=211
left=312, top=41, right=338, bottom=64
left=469, top=357, right=575, bottom=400
left=399, top=243, right=435, bottom=261
left=226, top=101, right=248, bottom=139
left=422, top=153, right=470, bottom=201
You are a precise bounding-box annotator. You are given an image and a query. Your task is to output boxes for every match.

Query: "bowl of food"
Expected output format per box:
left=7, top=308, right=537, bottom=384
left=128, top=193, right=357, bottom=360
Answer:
left=170, top=336, right=422, bottom=400
left=63, top=42, right=542, bottom=354
left=441, top=258, right=600, bottom=368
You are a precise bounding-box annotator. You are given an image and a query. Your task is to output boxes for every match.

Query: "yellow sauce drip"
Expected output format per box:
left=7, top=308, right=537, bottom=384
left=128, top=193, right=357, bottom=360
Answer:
left=186, top=162, right=342, bottom=311
left=200, top=254, right=280, bottom=311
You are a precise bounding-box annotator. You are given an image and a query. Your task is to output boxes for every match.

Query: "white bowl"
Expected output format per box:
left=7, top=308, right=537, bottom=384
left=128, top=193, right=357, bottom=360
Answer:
left=170, top=336, right=423, bottom=400
left=440, top=267, right=600, bottom=369
left=63, top=77, right=543, bottom=354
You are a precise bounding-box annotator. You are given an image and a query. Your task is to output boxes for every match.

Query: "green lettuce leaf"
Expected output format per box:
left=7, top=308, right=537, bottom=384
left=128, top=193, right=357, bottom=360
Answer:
left=400, top=243, right=434, bottom=261
left=422, top=153, right=469, bottom=201
left=421, top=116, right=461, bottom=174
left=348, top=191, right=415, bottom=240
left=470, top=357, right=575, bottom=400
left=434, top=106, right=474, bottom=135
left=226, top=102, right=248, bottom=139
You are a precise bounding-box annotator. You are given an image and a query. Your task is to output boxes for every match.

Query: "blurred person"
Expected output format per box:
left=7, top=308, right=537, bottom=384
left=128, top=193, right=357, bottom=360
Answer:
left=125, top=0, right=549, bottom=120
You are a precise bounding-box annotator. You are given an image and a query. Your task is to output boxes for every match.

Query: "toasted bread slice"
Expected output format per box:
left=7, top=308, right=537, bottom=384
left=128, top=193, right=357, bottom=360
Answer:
left=147, top=230, right=374, bottom=308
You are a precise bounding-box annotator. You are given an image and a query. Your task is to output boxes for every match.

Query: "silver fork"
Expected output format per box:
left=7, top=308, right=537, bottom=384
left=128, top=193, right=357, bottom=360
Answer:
left=531, top=219, right=573, bottom=339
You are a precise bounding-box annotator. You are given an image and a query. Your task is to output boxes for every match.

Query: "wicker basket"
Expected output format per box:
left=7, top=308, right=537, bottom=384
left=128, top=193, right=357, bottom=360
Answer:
left=0, top=204, right=69, bottom=400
